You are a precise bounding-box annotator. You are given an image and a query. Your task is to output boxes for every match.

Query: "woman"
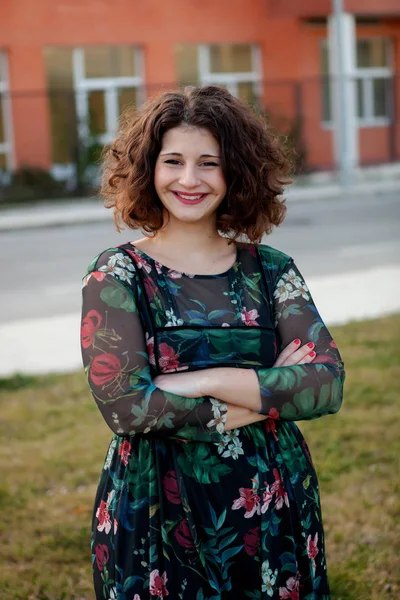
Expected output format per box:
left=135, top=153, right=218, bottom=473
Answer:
left=81, top=85, right=345, bottom=599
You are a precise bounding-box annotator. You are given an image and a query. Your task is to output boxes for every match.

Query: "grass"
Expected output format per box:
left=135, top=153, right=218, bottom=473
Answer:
left=0, top=315, right=399, bottom=599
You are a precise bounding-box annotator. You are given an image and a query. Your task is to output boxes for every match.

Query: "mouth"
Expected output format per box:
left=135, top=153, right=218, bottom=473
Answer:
left=171, top=191, right=209, bottom=205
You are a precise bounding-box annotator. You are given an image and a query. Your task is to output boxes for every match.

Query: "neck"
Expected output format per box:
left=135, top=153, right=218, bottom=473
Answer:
left=152, top=214, right=228, bottom=256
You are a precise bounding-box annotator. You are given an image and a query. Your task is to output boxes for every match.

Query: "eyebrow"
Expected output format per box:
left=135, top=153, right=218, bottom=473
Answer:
left=160, top=152, right=220, bottom=158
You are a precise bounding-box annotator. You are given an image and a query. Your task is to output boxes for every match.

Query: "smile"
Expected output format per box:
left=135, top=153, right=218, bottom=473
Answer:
left=171, top=191, right=209, bottom=205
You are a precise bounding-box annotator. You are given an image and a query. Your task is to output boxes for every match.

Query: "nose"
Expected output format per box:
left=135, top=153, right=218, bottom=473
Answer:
left=178, top=164, right=200, bottom=189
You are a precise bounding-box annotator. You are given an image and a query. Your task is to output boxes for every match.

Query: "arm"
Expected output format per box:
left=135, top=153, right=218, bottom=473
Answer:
left=80, top=249, right=228, bottom=441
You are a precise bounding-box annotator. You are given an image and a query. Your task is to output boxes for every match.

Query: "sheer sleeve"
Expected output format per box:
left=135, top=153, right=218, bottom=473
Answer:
left=80, top=249, right=226, bottom=441
left=254, top=257, right=345, bottom=421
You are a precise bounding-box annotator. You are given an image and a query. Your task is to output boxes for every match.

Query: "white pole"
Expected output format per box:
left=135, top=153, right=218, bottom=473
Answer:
left=332, top=0, right=353, bottom=187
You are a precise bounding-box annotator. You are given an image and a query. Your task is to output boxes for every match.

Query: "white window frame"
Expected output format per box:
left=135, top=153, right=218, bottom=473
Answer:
left=72, top=46, right=145, bottom=145
left=0, top=52, right=15, bottom=173
left=197, top=44, right=262, bottom=102
left=321, top=37, right=393, bottom=129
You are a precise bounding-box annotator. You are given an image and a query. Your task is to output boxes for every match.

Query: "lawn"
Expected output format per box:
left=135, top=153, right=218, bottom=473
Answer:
left=0, top=315, right=399, bottom=600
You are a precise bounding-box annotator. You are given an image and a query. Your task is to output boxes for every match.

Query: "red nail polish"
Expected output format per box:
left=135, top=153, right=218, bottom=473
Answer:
left=294, top=339, right=301, bottom=345
left=309, top=351, right=316, bottom=358
left=307, top=342, right=314, bottom=348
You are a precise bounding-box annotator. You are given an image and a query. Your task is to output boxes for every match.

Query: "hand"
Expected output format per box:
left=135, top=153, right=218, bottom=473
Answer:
left=273, top=339, right=316, bottom=367
left=154, top=371, right=206, bottom=398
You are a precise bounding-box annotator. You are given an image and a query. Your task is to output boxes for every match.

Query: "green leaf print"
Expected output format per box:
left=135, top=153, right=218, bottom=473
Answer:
left=208, top=329, right=261, bottom=356
left=280, top=402, right=298, bottom=419
left=164, top=391, right=198, bottom=411
left=293, top=387, right=315, bottom=417
left=126, top=441, right=157, bottom=499
left=262, top=365, right=306, bottom=391
left=178, top=445, right=232, bottom=483
left=100, top=284, right=136, bottom=312
left=282, top=303, right=302, bottom=319
left=308, top=321, right=324, bottom=342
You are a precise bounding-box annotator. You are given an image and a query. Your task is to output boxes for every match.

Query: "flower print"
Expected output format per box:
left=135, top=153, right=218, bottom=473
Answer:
left=221, top=322, right=230, bottom=327
left=118, top=440, right=131, bottom=466
left=241, top=306, right=259, bottom=326
left=174, top=518, right=195, bottom=549
left=149, top=569, right=169, bottom=597
left=232, top=487, right=261, bottom=518
left=279, top=573, right=300, bottom=600
left=114, top=519, right=118, bottom=534
left=282, top=268, right=310, bottom=300
left=265, top=407, right=280, bottom=441
left=282, top=269, right=302, bottom=288
left=159, top=343, right=181, bottom=372
left=261, top=560, right=278, bottom=596
left=90, top=353, right=121, bottom=386
left=108, top=588, right=117, bottom=600
left=111, top=252, right=136, bottom=272
left=223, top=429, right=240, bottom=443
left=94, top=543, right=109, bottom=571
left=162, top=471, right=181, bottom=504
left=154, top=261, right=163, bottom=275
left=98, top=253, right=135, bottom=282
left=330, top=339, right=338, bottom=349
left=165, top=308, right=184, bottom=327
left=134, top=596, right=141, bottom=600
left=81, top=309, right=102, bottom=349
left=96, top=499, right=112, bottom=534
left=207, top=398, right=228, bottom=434
left=82, top=271, right=107, bottom=288
left=274, top=279, right=294, bottom=303
left=307, top=533, right=319, bottom=560
left=144, top=276, right=158, bottom=302
left=243, top=526, right=260, bottom=556
left=222, top=439, right=244, bottom=460
left=167, top=269, right=183, bottom=279
left=146, top=333, right=156, bottom=366
left=104, top=438, right=117, bottom=471
left=262, top=468, right=289, bottom=513
left=132, top=254, right=152, bottom=274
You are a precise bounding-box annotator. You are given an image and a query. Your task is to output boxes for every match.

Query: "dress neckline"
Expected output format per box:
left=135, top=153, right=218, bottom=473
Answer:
left=127, top=242, right=242, bottom=279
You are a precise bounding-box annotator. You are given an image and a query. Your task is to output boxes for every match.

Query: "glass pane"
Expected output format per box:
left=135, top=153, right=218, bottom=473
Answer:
left=85, top=46, right=136, bottom=78
left=237, top=82, right=257, bottom=106
left=118, top=87, right=137, bottom=115
left=373, top=78, right=388, bottom=117
left=321, top=42, right=329, bottom=76
left=357, top=38, right=389, bottom=68
left=0, top=152, right=6, bottom=170
left=43, top=47, right=74, bottom=89
left=321, top=77, right=331, bottom=122
left=209, top=45, right=253, bottom=73
left=175, top=44, right=199, bottom=86
left=356, top=79, right=364, bottom=118
left=88, top=90, right=106, bottom=135
left=48, top=90, right=77, bottom=164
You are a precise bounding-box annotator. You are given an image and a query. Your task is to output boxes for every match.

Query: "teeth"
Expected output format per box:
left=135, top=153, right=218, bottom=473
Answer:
left=176, top=193, right=204, bottom=200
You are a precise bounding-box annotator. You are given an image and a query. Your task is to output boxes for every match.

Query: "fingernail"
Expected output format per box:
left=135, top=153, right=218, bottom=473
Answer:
left=307, top=342, right=314, bottom=348
left=309, top=351, right=316, bottom=358
left=294, top=339, right=301, bottom=344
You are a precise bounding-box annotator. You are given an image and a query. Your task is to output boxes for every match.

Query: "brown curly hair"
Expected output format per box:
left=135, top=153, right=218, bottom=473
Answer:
left=101, top=85, right=293, bottom=242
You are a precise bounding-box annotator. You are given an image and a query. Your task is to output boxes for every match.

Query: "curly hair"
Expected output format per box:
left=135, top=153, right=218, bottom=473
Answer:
left=101, top=85, right=293, bottom=242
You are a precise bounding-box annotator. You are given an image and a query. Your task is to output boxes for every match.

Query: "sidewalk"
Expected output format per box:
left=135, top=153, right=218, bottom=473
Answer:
left=1, top=163, right=400, bottom=232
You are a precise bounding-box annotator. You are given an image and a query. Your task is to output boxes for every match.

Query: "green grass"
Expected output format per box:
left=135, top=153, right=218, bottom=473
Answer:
left=0, top=315, right=399, bottom=599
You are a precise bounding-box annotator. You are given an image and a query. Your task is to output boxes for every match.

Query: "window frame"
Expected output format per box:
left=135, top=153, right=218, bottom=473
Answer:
left=321, top=37, right=393, bottom=129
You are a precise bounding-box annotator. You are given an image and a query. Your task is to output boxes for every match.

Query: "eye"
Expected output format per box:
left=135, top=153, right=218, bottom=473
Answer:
left=164, top=159, right=181, bottom=165
left=200, top=161, right=219, bottom=167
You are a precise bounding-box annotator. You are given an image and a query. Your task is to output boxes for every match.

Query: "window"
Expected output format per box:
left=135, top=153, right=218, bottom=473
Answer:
left=321, top=37, right=392, bottom=126
left=175, top=44, right=262, bottom=106
left=0, top=52, right=13, bottom=173
left=44, top=46, right=145, bottom=170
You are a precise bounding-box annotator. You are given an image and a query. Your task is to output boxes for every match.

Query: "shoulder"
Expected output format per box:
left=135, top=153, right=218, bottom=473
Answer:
left=84, top=244, right=138, bottom=282
left=256, top=243, right=293, bottom=275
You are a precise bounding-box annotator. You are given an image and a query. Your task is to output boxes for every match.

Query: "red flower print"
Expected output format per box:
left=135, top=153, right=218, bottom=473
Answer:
left=162, top=471, right=181, bottom=504
left=94, top=543, right=109, bottom=571
left=232, top=487, right=261, bottom=518
left=243, top=526, right=260, bottom=556
left=118, top=440, right=131, bottom=466
left=279, top=573, right=300, bottom=599
left=240, top=307, right=259, bottom=326
left=265, top=408, right=280, bottom=441
left=262, top=468, right=289, bottom=513
left=146, top=333, right=156, bottom=366
left=149, top=569, right=169, bottom=597
left=144, top=276, right=158, bottom=302
left=174, top=519, right=195, bottom=549
left=159, top=343, right=180, bottom=372
left=96, top=499, right=112, bottom=534
left=307, top=533, right=319, bottom=560
left=313, top=354, right=336, bottom=364
left=329, top=340, right=338, bottom=349
left=81, top=310, right=102, bottom=349
left=90, top=353, right=121, bottom=386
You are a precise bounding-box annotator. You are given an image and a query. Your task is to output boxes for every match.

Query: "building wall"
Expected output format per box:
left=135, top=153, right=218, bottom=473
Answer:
left=0, top=0, right=399, bottom=172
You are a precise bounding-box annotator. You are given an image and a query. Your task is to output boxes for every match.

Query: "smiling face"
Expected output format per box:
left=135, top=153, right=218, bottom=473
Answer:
left=154, top=125, right=227, bottom=227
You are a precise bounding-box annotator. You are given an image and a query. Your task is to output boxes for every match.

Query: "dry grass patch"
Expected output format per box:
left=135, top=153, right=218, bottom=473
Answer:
left=0, top=315, right=399, bottom=599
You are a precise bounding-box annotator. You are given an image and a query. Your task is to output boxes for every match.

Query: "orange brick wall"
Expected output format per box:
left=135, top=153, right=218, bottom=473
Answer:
left=0, top=0, right=399, bottom=171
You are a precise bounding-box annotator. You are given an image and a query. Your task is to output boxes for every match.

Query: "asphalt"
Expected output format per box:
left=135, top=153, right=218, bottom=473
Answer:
left=1, top=167, right=399, bottom=377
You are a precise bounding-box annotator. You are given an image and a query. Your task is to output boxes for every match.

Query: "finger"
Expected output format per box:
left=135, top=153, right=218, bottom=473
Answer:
left=280, top=342, right=315, bottom=366
left=273, top=338, right=302, bottom=367
left=296, top=350, right=316, bottom=365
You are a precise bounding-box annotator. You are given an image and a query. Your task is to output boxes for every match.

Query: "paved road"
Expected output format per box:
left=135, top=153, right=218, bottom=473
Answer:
left=1, top=192, right=399, bottom=325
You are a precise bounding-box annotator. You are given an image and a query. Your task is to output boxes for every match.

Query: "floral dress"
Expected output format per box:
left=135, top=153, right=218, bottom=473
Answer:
left=80, top=241, right=345, bottom=600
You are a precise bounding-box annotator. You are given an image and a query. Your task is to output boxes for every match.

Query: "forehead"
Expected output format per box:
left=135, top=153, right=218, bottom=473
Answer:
left=161, top=125, right=220, bottom=155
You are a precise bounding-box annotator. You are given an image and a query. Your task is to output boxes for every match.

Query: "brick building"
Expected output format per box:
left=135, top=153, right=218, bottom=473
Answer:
left=0, top=0, right=399, bottom=180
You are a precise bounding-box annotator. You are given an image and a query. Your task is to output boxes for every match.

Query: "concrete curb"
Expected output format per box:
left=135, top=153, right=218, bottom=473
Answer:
left=1, top=178, right=399, bottom=232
